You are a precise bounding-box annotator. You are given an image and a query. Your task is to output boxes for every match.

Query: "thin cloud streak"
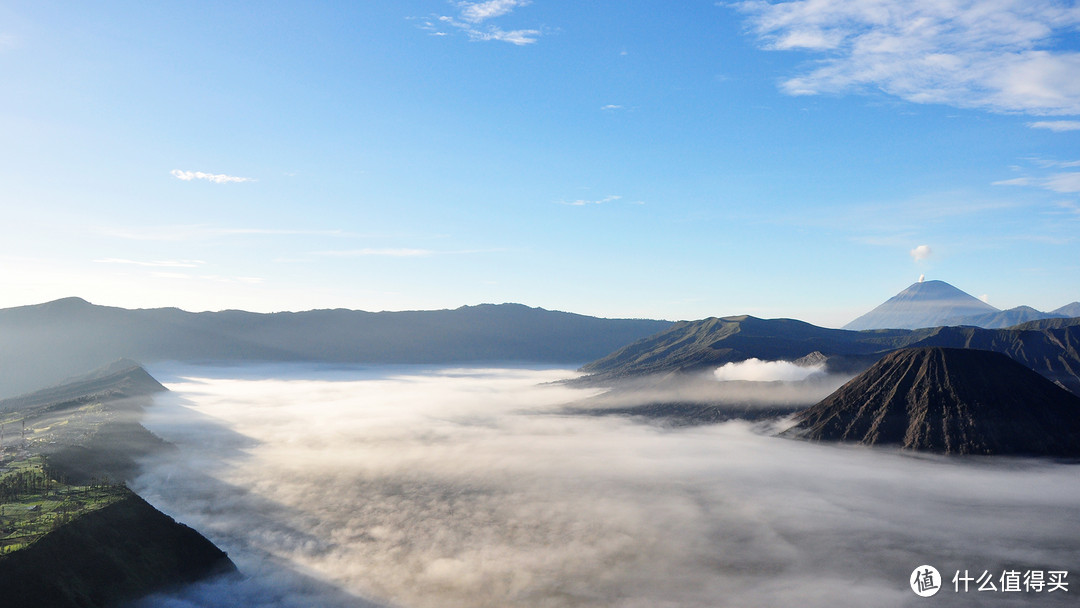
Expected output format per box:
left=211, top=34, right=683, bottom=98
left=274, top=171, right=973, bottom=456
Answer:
left=94, top=258, right=206, bottom=268
left=1028, top=120, right=1080, bottom=132
left=171, top=169, right=255, bottom=184
left=558, top=195, right=623, bottom=206
left=98, top=225, right=351, bottom=242
left=736, top=0, right=1080, bottom=115
left=310, top=248, right=500, bottom=258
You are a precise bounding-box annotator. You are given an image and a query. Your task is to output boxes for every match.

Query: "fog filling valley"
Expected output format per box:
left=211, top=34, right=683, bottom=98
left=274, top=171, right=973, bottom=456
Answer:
left=132, top=364, right=1079, bottom=607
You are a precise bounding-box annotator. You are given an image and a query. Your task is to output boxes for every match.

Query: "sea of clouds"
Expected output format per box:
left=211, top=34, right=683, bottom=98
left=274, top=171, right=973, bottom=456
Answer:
left=130, top=363, right=1079, bottom=608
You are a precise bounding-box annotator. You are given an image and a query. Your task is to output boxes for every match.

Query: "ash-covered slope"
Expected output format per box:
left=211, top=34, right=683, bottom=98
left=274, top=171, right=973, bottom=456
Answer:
left=785, top=347, right=1080, bottom=456
left=844, top=280, right=998, bottom=330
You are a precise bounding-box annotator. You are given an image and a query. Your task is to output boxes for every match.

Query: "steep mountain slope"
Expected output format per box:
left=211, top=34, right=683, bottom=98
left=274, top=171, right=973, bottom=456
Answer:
left=843, top=280, right=998, bottom=330
left=579, top=316, right=908, bottom=379
left=0, top=362, right=235, bottom=606
left=577, top=315, right=1080, bottom=396
left=1052, top=302, right=1080, bottom=317
left=0, top=298, right=672, bottom=398
left=0, top=490, right=234, bottom=608
left=784, top=347, right=1080, bottom=456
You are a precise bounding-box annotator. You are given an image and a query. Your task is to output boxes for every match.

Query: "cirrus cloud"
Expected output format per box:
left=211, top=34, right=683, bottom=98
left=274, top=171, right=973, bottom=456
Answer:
left=735, top=0, right=1080, bottom=115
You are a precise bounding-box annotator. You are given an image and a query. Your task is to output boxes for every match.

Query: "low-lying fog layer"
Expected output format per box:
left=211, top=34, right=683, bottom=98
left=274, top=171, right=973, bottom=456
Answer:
left=133, top=364, right=1079, bottom=608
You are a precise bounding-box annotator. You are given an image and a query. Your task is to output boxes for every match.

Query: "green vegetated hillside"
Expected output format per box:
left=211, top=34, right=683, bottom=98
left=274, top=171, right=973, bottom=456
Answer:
left=0, top=487, right=232, bottom=608
left=0, top=362, right=235, bottom=607
left=0, top=298, right=673, bottom=398
left=579, top=315, right=1080, bottom=396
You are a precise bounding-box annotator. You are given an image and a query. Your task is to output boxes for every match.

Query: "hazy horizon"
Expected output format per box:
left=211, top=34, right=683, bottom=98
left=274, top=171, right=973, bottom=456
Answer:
left=131, top=363, right=1080, bottom=608
left=3, top=3, right=1080, bottom=327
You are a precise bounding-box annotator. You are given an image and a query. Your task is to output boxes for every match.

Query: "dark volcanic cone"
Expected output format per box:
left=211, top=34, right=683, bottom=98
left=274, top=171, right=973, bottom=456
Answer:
left=786, top=347, right=1080, bottom=456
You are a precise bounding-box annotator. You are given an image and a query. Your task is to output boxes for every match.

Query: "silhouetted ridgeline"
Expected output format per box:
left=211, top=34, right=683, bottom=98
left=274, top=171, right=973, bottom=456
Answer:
left=0, top=298, right=672, bottom=398
left=785, top=347, right=1080, bottom=456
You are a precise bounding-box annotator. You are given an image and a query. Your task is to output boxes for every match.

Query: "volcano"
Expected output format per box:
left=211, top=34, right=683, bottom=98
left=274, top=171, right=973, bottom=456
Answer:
left=844, top=280, right=997, bottom=330
left=785, top=347, right=1080, bottom=456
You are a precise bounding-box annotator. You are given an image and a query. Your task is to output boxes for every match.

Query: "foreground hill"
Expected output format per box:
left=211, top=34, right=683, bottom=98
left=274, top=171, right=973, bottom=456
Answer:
left=784, top=347, right=1080, bottom=456
left=0, top=362, right=235, bottom=606
left=0, top=489, right=233, bottom=608
left=579, top=315, right=1080, bottom=396
left=0, top=298, right=671, bottom=398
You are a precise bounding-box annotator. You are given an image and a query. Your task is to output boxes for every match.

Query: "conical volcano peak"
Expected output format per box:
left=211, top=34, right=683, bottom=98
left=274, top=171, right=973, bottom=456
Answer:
left=844, top=279, right=998, bottom=330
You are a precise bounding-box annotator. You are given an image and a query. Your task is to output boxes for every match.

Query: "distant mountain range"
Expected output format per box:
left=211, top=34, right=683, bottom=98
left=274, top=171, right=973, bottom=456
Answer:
left=0, top=298, right=672, bottom=398
left=578, top=314, right=1080, bottom=397
left=785, top=347, right=1080, bottom=456
left=844, top=279, right=1079, bottom=330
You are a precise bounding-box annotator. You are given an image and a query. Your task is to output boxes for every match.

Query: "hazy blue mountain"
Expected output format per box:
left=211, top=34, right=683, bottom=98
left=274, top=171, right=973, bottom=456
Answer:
left=0, top=298, right=672, bottom=398
left=785, top=347, right=1080, bottom=456
left=941, top=305, right=1076, bottom=329
left=578, top=314, right=1080, bottom=396
left=843, top=280, right=998, bottom=330
left=1052, top=302, right=1080, bottom=317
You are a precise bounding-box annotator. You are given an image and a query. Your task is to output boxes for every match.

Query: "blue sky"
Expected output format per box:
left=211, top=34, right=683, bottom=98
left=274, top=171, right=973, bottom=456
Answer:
left=2, top=1, right=1079, bottom=326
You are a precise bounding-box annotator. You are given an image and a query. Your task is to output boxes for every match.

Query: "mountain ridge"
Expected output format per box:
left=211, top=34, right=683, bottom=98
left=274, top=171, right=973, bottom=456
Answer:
left=0, top=298, right=673, bottom=398
left=844, top=280, right=1079, bottom=330
left=577, top=314, right=1080, bottom=397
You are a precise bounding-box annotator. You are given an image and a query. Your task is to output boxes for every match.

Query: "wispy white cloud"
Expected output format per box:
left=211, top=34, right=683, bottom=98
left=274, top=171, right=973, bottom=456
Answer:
left=171, top=169, right=255, bottom=183
left=601, top=104, right=624, bottom=110
left=558, top=195, right=623, bottom=206
left=311, top=248, right=497, bottom=258
left=992, top=177, right=1034, bottom=186
left=993, top=158, right=1080, bottom=193
left=909, top=244, right=932, bottom=261
left=94, top=258, right=205, bottom=268
left=1028, top=120, right=1080, bottom=131
left=424, top=1, right=540, bottom=45
left=1044, top=172, right=1080, bottom=193
left=314, top=248, right=436, bottom=258
left=459, top=0, right=525, bottom=23
left=99, top=224, right=349, bottom=242
left=736, top=0, right=1080, bottom=115
left=1029, top=157, right=1080, bottom=169
left=148, top=271, right=265, bottom=284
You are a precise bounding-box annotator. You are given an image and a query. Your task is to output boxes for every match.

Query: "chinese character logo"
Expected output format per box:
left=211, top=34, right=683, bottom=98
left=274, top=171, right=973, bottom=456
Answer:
left=911, top=565, right=942, bottom=597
